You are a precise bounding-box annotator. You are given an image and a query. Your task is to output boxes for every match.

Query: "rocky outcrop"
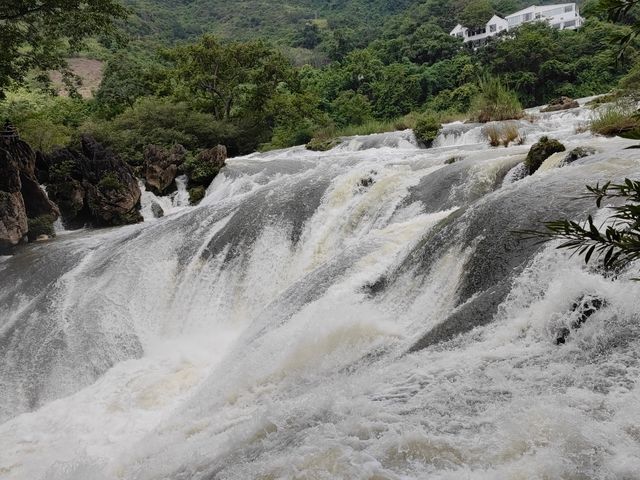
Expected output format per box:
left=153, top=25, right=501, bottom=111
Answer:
left=143, top=144, right=187, bottom=195
left=43, top=136, right=142, bottom=228
left=183, top=145, right=227, bottom=187
left=0, top=191, right=27, bottom=249
left=1, top=128, right=59, bottom=250
left=525, top=136, right=566, bottom=174
left=541, top=96, right=580, bottom=113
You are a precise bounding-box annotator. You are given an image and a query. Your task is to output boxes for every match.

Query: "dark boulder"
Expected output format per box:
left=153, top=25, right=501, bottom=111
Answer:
left=525, top=136, right=566, bottom=174
left=541, top=96, right=580, bottom=113
left=43, top=135, right=142, bottom=228
left=150, top=201, right=165, bottom=219
left=562, top=146, right=597, bottom=166
left=143, top=144, right=187, bottom=195
left=556, top=295, right=605, bottom=345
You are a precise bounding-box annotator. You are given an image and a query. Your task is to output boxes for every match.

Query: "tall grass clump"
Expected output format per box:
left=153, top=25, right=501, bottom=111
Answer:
left=482, top=122, right=525, bottom=147
left=470, top=76, right=524, bottom=123
left=590, top=101, right=640, bottom=139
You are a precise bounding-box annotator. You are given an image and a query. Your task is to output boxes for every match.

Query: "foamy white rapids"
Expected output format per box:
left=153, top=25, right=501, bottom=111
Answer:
left=1, top=102, right=639, bottom=480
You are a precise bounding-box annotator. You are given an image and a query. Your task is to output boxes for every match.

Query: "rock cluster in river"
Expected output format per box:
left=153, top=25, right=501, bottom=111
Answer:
left=141, top=143, right=227, bottom=205
left=541, top=96, right=580, bottom=113
left=40, top=135, right=143, bottom=228
left=0, top=127, right=60, bottom=250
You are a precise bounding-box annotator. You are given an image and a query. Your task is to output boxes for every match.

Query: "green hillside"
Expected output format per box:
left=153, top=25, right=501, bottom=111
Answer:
left=123, top=0, right=416, bottom=44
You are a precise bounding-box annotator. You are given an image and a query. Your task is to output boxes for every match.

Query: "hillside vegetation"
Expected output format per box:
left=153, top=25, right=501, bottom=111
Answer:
left=1, top=0, right=639, bottom=160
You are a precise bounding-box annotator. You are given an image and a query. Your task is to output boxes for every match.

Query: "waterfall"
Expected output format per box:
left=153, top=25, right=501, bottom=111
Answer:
left=1, top=103, right=639, bottom=480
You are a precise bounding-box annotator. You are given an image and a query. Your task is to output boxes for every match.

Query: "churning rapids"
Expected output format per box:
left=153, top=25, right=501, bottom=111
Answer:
left=1, top=100, right=640, bottom=480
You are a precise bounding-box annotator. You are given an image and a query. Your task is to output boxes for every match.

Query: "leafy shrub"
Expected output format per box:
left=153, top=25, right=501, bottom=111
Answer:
left=330, top=90, right=373, bottom=127
left=188, top=186, right=206, bottom=205
left=264, top=91, right=329, bottom=150
left=619, top=63, right=640, bottom=100
left=524, top=179, right=640, bottom=275
left=305, top=127, right=342, bottom=151
left=49, top=160, right=76, bottom=182
left=82, top=97, right=230, bottom=165
left=0, top=88, right=92, bottom=152
left=306, top=137, right=341, bottom=152
left=97, top=172, right=125, bottom=192
left=182, top=152, right=222, bottom=186
left=27, top=215, right=56, bottom=241
left=413, top=113, right=442, bottom=147
left=427, top=84, right=479, bottom=113
left=470, top=76, right=523, bottom=123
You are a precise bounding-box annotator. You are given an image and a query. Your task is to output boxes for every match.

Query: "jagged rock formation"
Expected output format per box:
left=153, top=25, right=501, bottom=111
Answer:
left=541, top=96, right=580, bottom=113
left=0, top=126, right=59, bottom=250
left=143, top=144, right=187, bottom=195
left=42, top=135, right=143, bottom=228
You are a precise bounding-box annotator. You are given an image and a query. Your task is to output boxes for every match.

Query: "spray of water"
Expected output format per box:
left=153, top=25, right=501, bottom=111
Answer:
left=1, top=102, right=639, bottom=480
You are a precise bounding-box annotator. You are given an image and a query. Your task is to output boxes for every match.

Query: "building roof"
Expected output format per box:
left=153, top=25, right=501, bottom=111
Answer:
left=487, top=14, right=508, bottom=25
left=450, top=24, right=466, bottom=35
left=505, top=3, right=575, bottom=19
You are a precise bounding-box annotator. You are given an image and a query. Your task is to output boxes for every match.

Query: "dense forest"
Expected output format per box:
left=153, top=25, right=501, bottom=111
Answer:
left=2, top=0, right=639, bottom=166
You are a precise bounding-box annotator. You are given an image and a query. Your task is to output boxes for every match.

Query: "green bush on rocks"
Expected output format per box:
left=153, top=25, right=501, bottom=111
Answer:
left=306, top=136, right=341, bottom=151
left=413, top=113, right=442, bottom=147
left=27, top=215, right=55, bottom=242
left=188, top=186, right=206, bottom=205
left=525, top=136, right=566, bottom=174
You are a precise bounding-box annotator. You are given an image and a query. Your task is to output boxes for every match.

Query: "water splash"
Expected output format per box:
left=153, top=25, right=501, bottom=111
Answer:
left=1, top=102, right=639, bottom=480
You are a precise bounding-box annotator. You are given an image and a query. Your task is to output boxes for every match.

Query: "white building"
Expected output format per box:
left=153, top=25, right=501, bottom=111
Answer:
left=450, top=3, right=583, bottom=45
left=450, top=15, right=509, bottom=45
left=506, top=3, right=583, bottom=30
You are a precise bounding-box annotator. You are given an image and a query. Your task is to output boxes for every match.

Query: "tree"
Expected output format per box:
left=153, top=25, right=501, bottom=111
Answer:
left=459, top=0, right=496, bottom=29
left=96, top=51, right=167, bottom=117
left=294, top=22, right=322, bottom=50
left=402, top=24, right=463, bottom=65
left=371, top=63, right=422, bottom=119
left=0, top=0, right=128, bottom=96
left=170, top=35, right=296, bottom=121
left=329, top=90, right=372, bottom=127
left=600, top=0, right=640, bottom=46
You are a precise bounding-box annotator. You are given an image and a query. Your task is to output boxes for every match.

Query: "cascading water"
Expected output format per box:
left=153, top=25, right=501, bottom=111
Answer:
left=1, top=101, right=639, bottom=480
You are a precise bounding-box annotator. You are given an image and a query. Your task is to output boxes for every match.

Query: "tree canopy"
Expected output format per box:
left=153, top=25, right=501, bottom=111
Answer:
left=0, top=0, right=127, bottom=95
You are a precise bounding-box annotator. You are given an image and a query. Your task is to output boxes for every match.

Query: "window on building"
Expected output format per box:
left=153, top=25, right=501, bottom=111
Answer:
left=524, top=13, right=532, bottom=21
left=489, top=24, right=496, bottom=32
left=564, top=5, right=573, bottom=12
left=564, top=20, right=576, bottom=27
left=535, top=13, right=541, bottom=19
